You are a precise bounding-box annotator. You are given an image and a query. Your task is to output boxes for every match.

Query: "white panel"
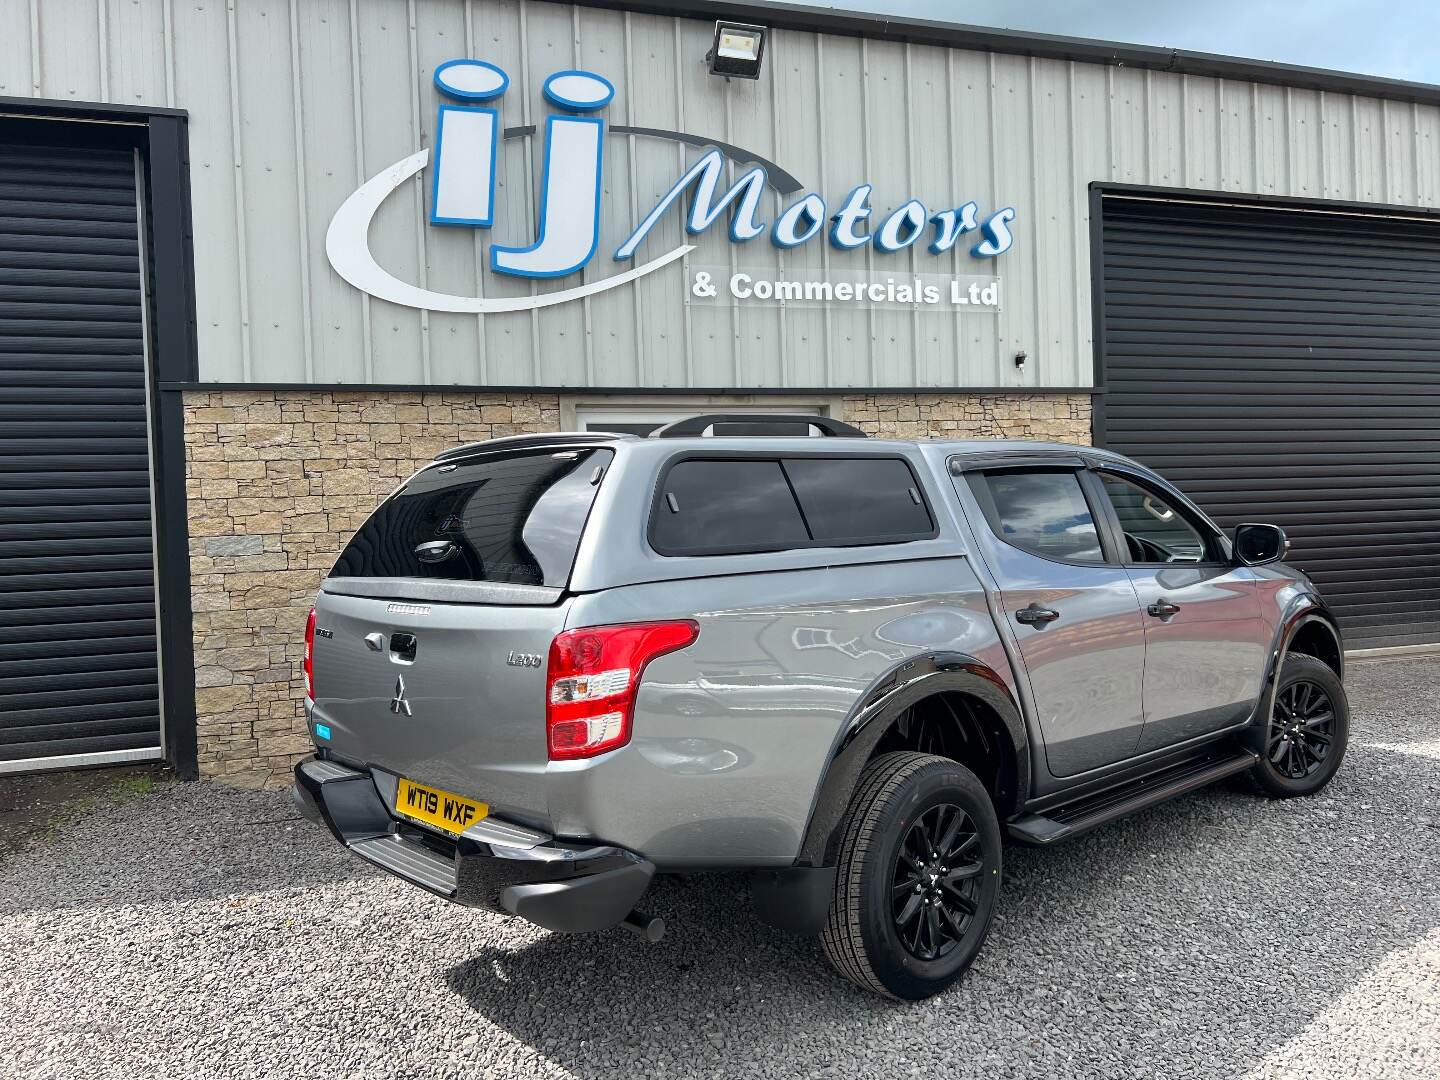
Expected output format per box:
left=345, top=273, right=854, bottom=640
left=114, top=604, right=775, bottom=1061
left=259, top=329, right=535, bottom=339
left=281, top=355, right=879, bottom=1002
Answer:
left=1321, top=92, right=1357, bottom=201
left=104, top=0, right=168, bottom=105
left=355, top=0, right=425, bottom=384
left=1417, top=105, right=1440, bottom=207
left=0, top=0, right=35, bottom=98
left=1070, top=62, right=1109, bottom=385
left=1218, top=77, right=1256, bottom=193
left=770, top=27, right=828, bottom=388
left=1030, top=58, right=1075, bottom=385
left=296, top=0, right=367, bottom=383
left=947, top=49, right=998, bottom=386
left=415, top=0, right=481, bottom=386
left=1353, top=97, right=1385, bottom=201
left=727, top=19, right=785, bottom=389
left=990, top=53, right=1034, bottom=389
left=862, top=39, right=916, bottom=388
left=234, top=0, right=306, bottom=384
left=615, top=9, right=686, bottom=389
left=1147, top=71, right=1183, bottom=186
left=1289, top=89, right=1323, bottom=199
left=472, top=0, right=537, bottom=386
left=36, top=0, right=103, bottom=101
left=523, top=0, right=588, bottom=388
left=1254, top=83, right=1286, bottom=193
left=171, top=0, right=245, bottom=380
left=1384, top=99, right=1417, bottom=205
left=579, top=6, right=639, bottom=389
left=1182, top=76, right=1222, bottom=189
left=1109, top=66, right=1147, bottom=185
left=815, top=32, right=867, bottom=388
left=907, top=42, right=957, bottom=388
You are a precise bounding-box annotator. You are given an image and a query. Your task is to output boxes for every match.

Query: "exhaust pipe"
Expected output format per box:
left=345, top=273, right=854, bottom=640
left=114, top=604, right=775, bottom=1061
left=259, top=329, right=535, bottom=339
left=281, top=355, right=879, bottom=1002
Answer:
left=621, top=909, right=665, bottom=942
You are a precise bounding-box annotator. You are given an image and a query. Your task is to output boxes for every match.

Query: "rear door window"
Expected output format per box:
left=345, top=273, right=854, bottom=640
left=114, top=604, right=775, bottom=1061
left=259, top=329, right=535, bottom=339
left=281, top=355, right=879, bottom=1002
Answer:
left=971, top=469, right=1106, bottom=563
left=330, top=447, right=612, bottom=587
left=651, top=456, right=934, bottom=556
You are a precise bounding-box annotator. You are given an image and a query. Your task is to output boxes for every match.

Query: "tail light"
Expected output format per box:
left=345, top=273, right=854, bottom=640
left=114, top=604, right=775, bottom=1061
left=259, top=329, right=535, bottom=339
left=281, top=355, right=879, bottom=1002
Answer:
left=303, top=607, right=317, bottom=703
left=545, top=620, right=699, bottom=760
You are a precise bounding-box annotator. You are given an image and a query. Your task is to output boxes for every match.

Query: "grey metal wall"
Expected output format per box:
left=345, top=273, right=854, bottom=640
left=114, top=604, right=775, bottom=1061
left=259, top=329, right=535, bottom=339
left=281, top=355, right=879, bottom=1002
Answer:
left=5, top=0, right=1440, bottom=390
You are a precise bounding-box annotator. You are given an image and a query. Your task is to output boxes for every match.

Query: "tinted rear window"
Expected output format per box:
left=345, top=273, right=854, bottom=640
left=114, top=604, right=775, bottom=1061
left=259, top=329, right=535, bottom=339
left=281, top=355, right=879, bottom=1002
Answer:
left=651, top=460, right=809, bottom=556
left=785, top=457, right=933, bottom=543
left=652, top=456, right=934, bottom=556
left=331, top=447, right=612, bottom=586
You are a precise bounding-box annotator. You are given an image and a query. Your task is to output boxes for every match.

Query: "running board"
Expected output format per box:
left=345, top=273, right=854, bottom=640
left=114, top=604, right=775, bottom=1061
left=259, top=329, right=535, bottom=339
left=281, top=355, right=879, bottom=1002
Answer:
left=1007, top=750, right=1259, bottom=845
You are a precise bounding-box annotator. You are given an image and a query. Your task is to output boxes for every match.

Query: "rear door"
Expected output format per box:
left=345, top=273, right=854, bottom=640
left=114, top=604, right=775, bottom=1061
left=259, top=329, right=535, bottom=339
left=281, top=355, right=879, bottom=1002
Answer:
left=1088, top=468, right=1269, bottom=752
left=309, top=444, right=612, bottom=820
left=957, top=463, right=1148, bottom=777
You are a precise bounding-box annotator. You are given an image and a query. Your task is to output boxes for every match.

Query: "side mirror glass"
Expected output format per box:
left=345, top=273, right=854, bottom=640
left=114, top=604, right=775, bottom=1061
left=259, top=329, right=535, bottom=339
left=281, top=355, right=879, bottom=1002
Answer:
left=1233, top=522, right=1287, bottom=566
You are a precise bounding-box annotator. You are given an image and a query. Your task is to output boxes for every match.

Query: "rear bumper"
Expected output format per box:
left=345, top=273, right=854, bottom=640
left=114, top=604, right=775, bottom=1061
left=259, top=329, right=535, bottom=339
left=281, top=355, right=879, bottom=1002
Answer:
left=292, top=755, right=654, bottom=933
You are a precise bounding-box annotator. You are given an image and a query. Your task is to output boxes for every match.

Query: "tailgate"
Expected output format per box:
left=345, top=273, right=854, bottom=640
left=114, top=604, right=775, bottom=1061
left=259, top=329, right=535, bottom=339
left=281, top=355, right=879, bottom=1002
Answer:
left=309, top=588, right=569, bottom=823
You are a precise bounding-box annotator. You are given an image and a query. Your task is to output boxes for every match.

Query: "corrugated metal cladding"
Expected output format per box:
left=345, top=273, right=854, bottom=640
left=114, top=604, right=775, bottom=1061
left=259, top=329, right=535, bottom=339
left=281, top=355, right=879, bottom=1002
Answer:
left=8, top=0, right=1440, bottom=390
left=0, top=139, right=163, bottom=766
left=1096, top=193, right=1440, bottom=650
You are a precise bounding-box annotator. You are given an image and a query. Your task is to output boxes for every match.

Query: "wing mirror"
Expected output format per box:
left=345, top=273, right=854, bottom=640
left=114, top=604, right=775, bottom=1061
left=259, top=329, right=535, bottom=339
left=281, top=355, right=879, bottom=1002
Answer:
left=1233, top=523, right=1288, bottom=567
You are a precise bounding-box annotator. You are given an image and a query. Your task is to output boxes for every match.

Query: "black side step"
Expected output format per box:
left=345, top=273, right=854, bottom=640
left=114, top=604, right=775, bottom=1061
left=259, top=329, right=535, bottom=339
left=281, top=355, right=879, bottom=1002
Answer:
left=1007, top=750, right=1259, bottom=845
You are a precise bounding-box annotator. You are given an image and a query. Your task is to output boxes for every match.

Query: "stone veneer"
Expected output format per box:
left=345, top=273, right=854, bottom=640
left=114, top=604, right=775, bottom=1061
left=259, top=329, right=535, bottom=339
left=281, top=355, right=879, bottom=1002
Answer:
left=183, top=389, right=1090, bottom=787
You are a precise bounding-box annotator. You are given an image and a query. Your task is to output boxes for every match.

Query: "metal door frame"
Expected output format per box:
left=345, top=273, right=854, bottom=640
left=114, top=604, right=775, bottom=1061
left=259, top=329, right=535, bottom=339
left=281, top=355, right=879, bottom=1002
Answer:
left=0, top=97, right=200, bottom=778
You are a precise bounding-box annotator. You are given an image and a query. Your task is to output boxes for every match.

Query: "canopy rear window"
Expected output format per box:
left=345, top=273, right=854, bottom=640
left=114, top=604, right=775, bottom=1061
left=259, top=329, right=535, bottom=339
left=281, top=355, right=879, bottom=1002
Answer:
left=331, top=447, right=612, bottom=587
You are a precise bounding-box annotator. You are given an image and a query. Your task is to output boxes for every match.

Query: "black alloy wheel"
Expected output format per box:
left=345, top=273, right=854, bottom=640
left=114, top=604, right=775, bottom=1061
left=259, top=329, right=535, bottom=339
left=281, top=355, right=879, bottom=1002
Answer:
left=1268, top=679, right=1336, bottom=779
left=1250, top=653, right=1349, bottom=798
left=891, top=803, right=984, bottom=961
left=821, top=752, right=1002, bottom=999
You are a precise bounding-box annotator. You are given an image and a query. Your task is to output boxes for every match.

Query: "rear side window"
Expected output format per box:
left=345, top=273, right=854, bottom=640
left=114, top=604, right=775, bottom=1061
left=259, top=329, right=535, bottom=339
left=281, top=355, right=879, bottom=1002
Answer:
left=784, top=457, right=933, bottom=543
left=651, top=460, right=809, bottom=556
left=652, top=456, right=934, bottom=556
left=972, top=469, right=1105, bottom=563
left=331, top=447, right=612, bottom=587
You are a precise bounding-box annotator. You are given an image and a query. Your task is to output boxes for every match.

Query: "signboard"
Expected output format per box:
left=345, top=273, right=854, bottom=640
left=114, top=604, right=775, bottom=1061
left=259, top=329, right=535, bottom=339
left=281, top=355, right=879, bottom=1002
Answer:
left=326, top=60, right=1016, bottom=315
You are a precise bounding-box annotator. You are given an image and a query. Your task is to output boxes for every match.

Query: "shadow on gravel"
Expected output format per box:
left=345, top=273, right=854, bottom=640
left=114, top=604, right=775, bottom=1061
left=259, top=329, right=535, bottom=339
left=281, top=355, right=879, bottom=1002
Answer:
left=446, top=727, right=1440, bottom=1079
left=0, top=783, right=375, bottom=917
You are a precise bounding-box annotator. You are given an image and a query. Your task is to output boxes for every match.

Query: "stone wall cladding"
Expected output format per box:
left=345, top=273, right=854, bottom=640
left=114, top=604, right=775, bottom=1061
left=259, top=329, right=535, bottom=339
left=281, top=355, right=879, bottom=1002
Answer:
left=183, top=389, right=1089, bottom=787
left=840, top=392, right=1093, bottom=444
left=183, top=390, right=561, bottom=787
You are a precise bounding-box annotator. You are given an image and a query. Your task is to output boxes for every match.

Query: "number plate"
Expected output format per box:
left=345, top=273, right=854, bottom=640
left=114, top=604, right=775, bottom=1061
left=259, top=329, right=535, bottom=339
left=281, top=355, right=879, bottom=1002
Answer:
left=394, top=778, right=488, bottom=836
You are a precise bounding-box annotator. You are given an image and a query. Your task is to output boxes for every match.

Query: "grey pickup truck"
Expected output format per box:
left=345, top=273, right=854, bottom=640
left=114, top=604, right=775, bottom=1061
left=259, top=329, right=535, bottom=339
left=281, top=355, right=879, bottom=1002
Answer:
left=293, top=414, right=1347, bottom=1000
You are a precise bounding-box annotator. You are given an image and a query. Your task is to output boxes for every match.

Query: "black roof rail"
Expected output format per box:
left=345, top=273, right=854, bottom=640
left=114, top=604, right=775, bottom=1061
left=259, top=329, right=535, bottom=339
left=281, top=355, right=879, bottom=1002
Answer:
left=649, top=413, right=868, bottom=438
left=433, top=431, right=632, bottom=461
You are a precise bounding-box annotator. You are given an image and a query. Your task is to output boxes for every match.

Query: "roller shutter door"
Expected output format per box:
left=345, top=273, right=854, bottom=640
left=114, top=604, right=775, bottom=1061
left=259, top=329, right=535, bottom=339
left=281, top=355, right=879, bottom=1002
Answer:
left=0, top=141, right=161, bottom=768
left=1096, top=192, right=1440, bottom=649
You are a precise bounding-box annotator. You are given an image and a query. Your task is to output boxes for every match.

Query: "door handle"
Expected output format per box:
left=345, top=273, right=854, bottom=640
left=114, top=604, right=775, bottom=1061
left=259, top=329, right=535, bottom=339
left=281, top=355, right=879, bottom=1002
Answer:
left=1015, top=603, right=1060, bottom=627
left=1146, top=599, right=1181, bottom=620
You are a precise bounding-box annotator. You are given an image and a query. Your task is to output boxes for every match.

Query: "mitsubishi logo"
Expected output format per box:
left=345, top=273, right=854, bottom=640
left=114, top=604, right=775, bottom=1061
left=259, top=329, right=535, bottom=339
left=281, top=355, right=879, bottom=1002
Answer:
left=390, top=675, right=412, bottom=717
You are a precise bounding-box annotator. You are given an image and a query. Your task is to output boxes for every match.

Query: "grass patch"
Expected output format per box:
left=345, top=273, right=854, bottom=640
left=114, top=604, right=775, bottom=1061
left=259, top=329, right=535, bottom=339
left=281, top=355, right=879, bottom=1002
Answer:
left=35, top=770, right=162, bottom=845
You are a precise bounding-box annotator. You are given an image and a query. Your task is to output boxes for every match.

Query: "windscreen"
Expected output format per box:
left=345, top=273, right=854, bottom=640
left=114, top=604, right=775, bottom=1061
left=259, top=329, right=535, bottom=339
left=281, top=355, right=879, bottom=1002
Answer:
left=330, top=447, right=612, bottom=587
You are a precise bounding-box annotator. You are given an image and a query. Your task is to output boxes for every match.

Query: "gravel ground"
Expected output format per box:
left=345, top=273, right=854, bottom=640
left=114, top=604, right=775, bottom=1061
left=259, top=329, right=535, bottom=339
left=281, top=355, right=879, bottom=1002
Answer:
left=2, top=658, right=1437, bottom=1080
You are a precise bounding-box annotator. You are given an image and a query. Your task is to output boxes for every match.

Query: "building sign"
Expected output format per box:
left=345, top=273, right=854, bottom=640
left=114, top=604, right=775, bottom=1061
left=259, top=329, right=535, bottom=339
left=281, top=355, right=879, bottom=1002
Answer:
left=326, top=60, right=1017, bottom=314
left=688, top=267, right=1001, bottom=311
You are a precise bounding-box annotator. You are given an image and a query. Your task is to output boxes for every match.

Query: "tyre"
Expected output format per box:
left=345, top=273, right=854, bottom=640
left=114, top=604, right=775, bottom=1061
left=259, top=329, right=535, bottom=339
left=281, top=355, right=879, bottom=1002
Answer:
left=1249, top=654, right=1349, bottom=798
left=820, top=752, right=1002, bottom=1000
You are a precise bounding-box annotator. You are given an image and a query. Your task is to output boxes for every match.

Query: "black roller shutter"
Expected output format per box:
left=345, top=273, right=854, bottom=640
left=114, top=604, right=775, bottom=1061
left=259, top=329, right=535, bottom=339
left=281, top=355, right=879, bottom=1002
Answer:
left=1095, top=191, right=1440, bottom=649
left=0, top=141, right=161, bottom=765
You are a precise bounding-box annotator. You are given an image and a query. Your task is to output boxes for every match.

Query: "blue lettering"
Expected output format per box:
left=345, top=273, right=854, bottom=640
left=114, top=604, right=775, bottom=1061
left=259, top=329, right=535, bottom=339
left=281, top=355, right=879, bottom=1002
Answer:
left=615, top=149, right=767, bottom=260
